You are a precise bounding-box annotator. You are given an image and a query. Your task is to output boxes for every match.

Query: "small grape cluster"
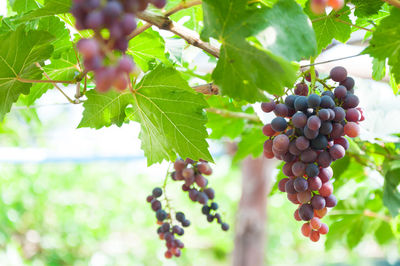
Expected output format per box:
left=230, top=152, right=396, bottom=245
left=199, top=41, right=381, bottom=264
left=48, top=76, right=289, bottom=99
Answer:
left=71, top=0, right=166, bottom=92
left=146, top=187, right=187, bottom=258
left=311, top=0, right=344, bottom=14
left=262, top=66, right=364, bottom=242
left=171, top=159, right=230, bottom=231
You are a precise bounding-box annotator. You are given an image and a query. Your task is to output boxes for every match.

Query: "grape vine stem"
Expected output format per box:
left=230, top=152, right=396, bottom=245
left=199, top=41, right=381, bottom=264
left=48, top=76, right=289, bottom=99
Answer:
left=193, top=83, right=219, bottom=95
left=136, top=11, right=220, bottom=58
left=206, top=107, right=262, bottom=123
left=130, top=0, right=202, bottom=39
left=382, top=0, right=400, bottom=8
left=300, top=54, right=364, bottom=68
left=334, top=18, right=374, bottom=32
left=34, top=63, right=80, bottom=104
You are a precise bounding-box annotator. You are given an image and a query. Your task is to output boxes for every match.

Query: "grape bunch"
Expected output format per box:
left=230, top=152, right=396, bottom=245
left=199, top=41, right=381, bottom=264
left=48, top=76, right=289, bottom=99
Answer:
left=310, top=0, right=344, bottom=14
left=146, top=187, right=187, bottom=258
left=71, top=0, right=166, bottom=92
left=171, top=159, right=230, bottom=231
left=261, top=66, right=364, bottom=242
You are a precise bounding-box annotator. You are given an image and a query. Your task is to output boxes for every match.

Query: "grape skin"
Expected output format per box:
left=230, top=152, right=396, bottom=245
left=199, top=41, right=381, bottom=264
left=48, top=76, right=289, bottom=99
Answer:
left=299, top=204, right=314, bottom=221
left=330, top=66, right=347, bottom=82
left=308, top=177, right=322, bottom=191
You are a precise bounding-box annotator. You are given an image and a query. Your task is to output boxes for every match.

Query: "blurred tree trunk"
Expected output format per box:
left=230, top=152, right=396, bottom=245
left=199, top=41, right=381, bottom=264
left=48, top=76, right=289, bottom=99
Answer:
left=232, top=156, right=278, bottom=266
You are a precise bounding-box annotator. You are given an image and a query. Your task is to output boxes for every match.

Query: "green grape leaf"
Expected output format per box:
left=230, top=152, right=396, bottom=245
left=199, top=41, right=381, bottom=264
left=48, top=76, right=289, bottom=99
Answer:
left=351, top=0, right=384, bottom=18
left=206, top=96, right=249, bottom=140
left=256, top=0, right=317, bottom=61
left=383, top=168, right=400, bottom=217
left=233, top=127, right=265, bottom=163
left=78, top=90, right=134, bottom=129
left=305, top=4, right=352, bottom=53
left=9, top=0, right=40, bottom=14
left=79, top=65, right=213, bottom=165
left=26, top=49, right=79, bottom=105
left=372, top=58, right=386, bottom=81
left=170, top=4, right=203, bottom=32
left=374, top=221, right=394, bottom=245
left=363, top=8, right=400, bottom=84
left=127, top=28, right=169, bottom=72
left=0, top=27, right=54, bottom=120
left=38, top=16, right=72, bottom=57
left=201, top=0, right=298, bottom=103
left=17, top=0, right=72, bottom=21
left=131, top=65, right=213, bottom=165
left=346, top=217, right=366, bottom=249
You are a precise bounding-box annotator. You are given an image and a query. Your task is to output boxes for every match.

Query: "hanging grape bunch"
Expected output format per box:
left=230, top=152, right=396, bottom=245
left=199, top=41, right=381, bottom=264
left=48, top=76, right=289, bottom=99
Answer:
left=310, top=0, right=344, bottom=14
left=171, top=159, right=230, bottom=231
left=147, top=159, right=229, bottom=259
left=71, top=0, right=166, bottom=92
left=146, top=187, right=187, bottom=258
left=261, top=66, right=364, bottom=242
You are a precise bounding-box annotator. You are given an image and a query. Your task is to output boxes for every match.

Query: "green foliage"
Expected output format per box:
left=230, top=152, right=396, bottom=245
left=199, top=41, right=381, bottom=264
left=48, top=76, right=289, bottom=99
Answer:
left=201, top=0, right=299, bottom=102
left=206, top=96, right=248, bottom=140
left=233, top=126, right=265, bottom=163
left=78, top=90, right=133, bottom=128
left=127, top=27, right=169, bottom=72
left=383, top=167, right=400, bottom=217
left=351, top=0, right=384, bottom=17
left=305, top=3, right=352, bottom=53
left=8, top=0, right=40, bottom=14
left=256, top=0, right=317, bottom=61
left=80, top=65, right=213, bottom=165
left=16, top=0, right=72, bottom=21
left=131, top=65, right=213, bottom=165
left=363, top=8, right=400, bottom=84
left=0, top=26, right=54, bottom=120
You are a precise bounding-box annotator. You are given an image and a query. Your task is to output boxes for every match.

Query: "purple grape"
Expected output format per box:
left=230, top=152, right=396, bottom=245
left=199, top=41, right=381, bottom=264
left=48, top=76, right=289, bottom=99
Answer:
left=295, top=136, right=310, bottom=151
left=121, top=14, right=137, bottom=35
left=289, top=141, right=302, bottom=156
left=311, top=135, right=328, bottom=150
left=319, top=167, right=333, bottom=183
left=292, top=112, right=308, bottom=128
left=317, top=151, right=332, bottom=168
left=294, top=177, right=308, bottom=192
left=330, top=66, right=347, bottom=82
left=307, top=115, right=321, bottom=131
left=301, top=149, right=318, bottom=163
left=304, top=126, right=319, bottom=140
left=325, top=195, right=337, bottom=207
left=292, top=161, right=306, bottom=177
left=340, top=77, right=355, bottom=91
left=306, top=164, right=319, bottom=178
left=285, top=179, right=297, bottom=194
left=334, top=85, right=347, bottom=99
left=261, top=101, right=276, bottom=113
left=308, top=177, right=322, bottom=191
left=330, top=123, right=344, bottom=139
left=271, top=117, right=287, bottom=132
left=311, top=195, right=326, bottom=210
left=318, top=109, right=330, bottom=121
left=299, top=204, right=314, bottom=221
left=343, top=94, right=359, bottom=109
left=273, top=134, right=290, bottom=152
left=334, top=137, right=349, bottom=150
left=320, top=95, right=335, bottom=109
left=274, top=103, right=289, bottom=117
left=86, top=11, right=104, bottom=30
left=333, top=107, right=345, bottom=122
left=329, top=144, right=345, bottom=160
